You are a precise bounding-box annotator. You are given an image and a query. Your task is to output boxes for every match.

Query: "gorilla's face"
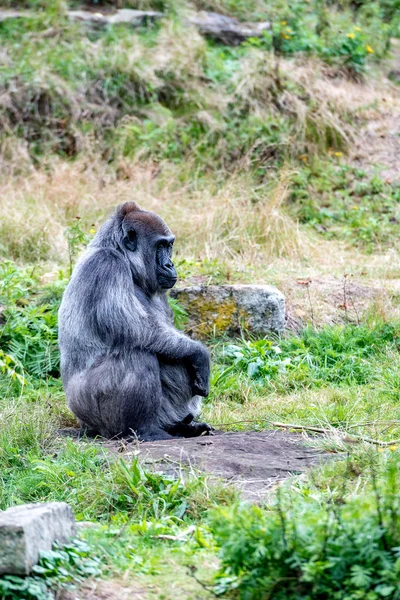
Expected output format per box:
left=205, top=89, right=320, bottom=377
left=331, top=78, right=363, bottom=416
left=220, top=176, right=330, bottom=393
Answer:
left=155, top=237, right=177, bottom=290
left=120, top=203, right=178, bottom=294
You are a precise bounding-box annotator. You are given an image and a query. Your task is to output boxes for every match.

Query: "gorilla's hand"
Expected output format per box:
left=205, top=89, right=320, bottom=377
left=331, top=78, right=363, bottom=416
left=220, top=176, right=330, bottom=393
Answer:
left=188, top=344, right=210, bottom=397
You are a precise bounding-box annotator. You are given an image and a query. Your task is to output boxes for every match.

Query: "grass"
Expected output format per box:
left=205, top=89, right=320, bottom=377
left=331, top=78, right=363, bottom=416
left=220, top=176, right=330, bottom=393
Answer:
left=1, top=0, right=400, bottom=598
left=289, top=159, right=400, bottom=252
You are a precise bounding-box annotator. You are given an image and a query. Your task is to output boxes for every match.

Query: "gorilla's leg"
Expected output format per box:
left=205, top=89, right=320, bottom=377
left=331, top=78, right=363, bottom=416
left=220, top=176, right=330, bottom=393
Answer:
left=159, top=361, right=213, bottom=437
left=66, top=351, right=173, bottom=441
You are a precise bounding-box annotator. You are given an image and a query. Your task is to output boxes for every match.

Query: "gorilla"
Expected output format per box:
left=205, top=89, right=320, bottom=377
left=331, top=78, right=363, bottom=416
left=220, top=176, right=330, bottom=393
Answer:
left=58, top=202, right=212, bottom=441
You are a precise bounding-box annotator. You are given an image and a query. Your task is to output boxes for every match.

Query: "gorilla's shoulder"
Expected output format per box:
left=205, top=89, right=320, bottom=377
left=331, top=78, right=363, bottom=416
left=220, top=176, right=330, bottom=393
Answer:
left=73, top=248, right=131, bottom=290
left=77, top=248, right=128, bottom=276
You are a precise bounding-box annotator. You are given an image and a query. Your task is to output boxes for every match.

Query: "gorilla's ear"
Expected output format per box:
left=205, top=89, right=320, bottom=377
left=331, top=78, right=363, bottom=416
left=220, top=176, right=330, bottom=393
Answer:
left=124, top=229, right=137, bottom=252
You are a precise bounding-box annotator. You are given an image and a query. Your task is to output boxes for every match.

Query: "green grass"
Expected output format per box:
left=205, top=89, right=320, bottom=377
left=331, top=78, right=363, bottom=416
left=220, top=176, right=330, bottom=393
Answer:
left=1, top=1, right=400, bottom=597
left=289, top=160, right=400, bottom=252
left=213, top=323, right=400, bottom=391
left=0, top=0, right=394, bottom=169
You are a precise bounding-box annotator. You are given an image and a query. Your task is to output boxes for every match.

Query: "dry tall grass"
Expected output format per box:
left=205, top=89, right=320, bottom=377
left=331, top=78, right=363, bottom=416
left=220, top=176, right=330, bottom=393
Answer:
left=0, top=156, right=310, bottom=265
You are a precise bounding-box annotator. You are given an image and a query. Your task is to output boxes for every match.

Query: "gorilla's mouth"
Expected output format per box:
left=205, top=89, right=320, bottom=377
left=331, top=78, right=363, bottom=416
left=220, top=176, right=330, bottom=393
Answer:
left=159, top=274, right=177, bottom=289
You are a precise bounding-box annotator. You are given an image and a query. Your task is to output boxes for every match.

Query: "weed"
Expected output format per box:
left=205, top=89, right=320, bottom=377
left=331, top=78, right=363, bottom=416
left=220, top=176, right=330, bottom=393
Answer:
left=212, top=452, right=400, bottom=599
left=0, top=539, right=102, bottom=600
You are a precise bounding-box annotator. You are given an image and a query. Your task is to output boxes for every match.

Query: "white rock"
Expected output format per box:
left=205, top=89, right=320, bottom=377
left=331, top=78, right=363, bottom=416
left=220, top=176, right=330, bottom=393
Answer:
left=0, top=502, right=76, bottom=575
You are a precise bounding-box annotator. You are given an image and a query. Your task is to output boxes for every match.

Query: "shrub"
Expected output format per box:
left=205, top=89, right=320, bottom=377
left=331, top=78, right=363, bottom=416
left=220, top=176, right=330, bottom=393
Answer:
left=212, top=453, right=400, bottom=599
left=0, top=539, right=102, bottom=600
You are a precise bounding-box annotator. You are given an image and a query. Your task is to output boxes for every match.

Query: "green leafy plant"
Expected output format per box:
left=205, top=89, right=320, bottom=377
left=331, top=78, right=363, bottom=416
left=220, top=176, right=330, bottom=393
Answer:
left=0, top=539, right=102, bottom=600
left=168, top=297, right=189, bottom=330
left=215, top=323, right=400, bottom=392
left=212, top=452, right=400, bottom=599
left=0, top=350, right=26, bottom=386
left=217, top=339, right=292, bottom=383
left=64, top=219, right=92, bottom=277
left=0, top=262, right=64, bottom=386
left=322, top=28, right=375, bottom=76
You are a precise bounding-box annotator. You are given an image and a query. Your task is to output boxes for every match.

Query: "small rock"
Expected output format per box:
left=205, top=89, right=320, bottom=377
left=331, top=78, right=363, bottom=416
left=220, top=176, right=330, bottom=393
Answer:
left=68, top=10, right=108, bottom=28
left=170, top=284, right=285, bottom=338
left=0, top=10, right=30, bottom=23
left=0, top=502, right=76, bottom=575
left=108, top=9, right=164, bottom=26
left=188, top=11, right=271, bottom=46
left=68, top=9, right=164, bottom=29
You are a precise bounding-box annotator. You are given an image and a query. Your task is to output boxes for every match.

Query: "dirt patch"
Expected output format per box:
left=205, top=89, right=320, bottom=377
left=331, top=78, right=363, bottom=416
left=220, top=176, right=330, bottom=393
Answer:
left=351, top=114, right=400, bottom=183
left=59, top=580, right=146, bottom=600
left=58, top=429, right=335, bottom=501
left=282, top=275, right=382, bottom=329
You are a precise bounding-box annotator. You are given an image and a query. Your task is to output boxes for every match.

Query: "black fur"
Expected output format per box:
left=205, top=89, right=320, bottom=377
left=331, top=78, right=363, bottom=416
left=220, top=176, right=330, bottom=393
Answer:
left=58, top=202, right=212, bottom=440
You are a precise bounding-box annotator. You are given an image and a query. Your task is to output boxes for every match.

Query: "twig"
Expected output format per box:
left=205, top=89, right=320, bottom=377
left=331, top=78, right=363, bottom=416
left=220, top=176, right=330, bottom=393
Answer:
left=151, top=526, right=196, bottom=541
left=348, top=283, right=361, bottom=326
left=306, top=283, right=315, bottom=325
left=343, top=274, right=349, bottom=323
left=187, top=565, right=219, bottom=598
left=213, top=419, right=400, bottom=447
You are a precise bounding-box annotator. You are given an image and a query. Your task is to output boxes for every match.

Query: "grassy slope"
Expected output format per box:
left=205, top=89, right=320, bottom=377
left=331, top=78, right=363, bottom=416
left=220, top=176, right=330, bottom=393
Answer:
left=1, top=1, right=400, bottom=598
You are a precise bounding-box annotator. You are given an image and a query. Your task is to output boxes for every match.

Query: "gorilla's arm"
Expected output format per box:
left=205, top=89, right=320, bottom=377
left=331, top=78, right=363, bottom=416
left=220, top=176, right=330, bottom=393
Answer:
left=80, top=250, right=209, bottom=395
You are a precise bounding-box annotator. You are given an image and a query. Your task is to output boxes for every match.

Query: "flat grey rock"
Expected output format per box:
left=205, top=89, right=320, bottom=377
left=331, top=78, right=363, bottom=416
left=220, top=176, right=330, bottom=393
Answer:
left=170, top=284, right=285, bottom=338
left=188, top=11, right=270, bottom=46
left=0, top=502, right=76, bottom=575
left=137, top=431, right=335, bottom=501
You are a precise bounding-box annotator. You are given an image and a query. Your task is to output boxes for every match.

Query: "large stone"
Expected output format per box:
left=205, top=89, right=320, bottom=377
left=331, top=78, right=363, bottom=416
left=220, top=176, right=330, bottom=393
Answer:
left=0, top=502, right=76, bottom=575
left=188, top=12, right=271, bottom=46
left=170, top=284, right=285, bottom=338
left=68, top=9, right=164, bottom=29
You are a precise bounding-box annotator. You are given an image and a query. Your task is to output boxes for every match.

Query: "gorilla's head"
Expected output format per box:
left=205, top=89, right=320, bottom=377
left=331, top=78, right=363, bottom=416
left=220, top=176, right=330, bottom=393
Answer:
left=118, top=202, right=177, bottom=294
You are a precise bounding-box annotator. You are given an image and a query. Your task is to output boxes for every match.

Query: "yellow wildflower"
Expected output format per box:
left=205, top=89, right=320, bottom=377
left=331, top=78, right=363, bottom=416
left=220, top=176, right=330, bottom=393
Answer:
left=334, top=151, right=343, bottom=157
left=354, top=26, right=361, bottom=31
left=281, top=32, right=291, bottom=39
left=90, top=228, right=96, bottom=234
left=352, top=206, right=358, bottom=210
left=281, top=21, right=287, bottom=25
left=366, top=44, right=374, bottom=53
left=389, top=444, right=399, bottom=451
left=378, top=448, right=385, bottom=453
left=347, top=32, right=355, bottom=39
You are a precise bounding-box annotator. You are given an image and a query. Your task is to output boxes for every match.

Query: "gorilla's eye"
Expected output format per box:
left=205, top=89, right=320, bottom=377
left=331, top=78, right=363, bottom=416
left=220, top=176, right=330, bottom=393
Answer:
left=156, top=243, right=166, bottom=264
left=156, top=240, right=174, bottom=266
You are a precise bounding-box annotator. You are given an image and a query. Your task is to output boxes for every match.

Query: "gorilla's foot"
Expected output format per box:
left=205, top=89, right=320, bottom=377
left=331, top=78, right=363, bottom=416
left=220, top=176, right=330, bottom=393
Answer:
left=167, top=420, right=214, bottom=438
